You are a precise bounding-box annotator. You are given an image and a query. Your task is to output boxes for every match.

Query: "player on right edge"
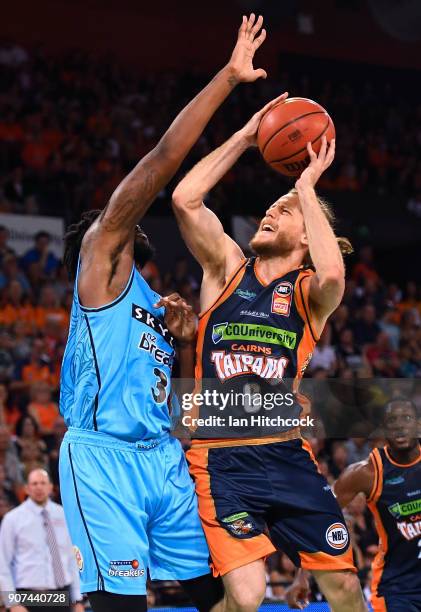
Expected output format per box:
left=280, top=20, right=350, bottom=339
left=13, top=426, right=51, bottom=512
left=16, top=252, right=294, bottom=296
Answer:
left=287, top=398, right=421, bottom=612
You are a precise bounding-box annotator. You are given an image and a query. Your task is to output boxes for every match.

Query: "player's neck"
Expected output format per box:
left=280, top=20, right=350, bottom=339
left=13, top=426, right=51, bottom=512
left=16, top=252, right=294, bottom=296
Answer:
left=386, top=444, right=421, bottom=466
left=255, top=252, right=303, bottom=284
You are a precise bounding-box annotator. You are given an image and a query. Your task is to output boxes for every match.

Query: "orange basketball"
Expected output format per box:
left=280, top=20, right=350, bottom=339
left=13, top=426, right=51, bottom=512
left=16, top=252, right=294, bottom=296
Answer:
left=257, top=97, right=335, bottom=177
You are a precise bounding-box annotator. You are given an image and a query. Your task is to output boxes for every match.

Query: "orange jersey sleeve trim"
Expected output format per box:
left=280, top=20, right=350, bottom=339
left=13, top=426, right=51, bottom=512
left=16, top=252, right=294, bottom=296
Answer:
left=299, top=547, right=356, bottom=572
left=294, top=270, right=319, bottom=343
left=384, top=444, right=421, bottom=468
left=367, top=450, right=387, bottom=606
left=367, top=448, right=384, bottom=504
left=293, top=271, right=318, bottom=395
left=198, top=258, right=248, bottom=320
left=186, top=446, right=275, bottom=576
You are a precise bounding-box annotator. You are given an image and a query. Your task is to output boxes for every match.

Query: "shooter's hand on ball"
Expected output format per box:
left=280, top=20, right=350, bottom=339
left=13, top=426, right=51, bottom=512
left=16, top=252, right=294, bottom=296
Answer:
left=239, top=92, right=289, bottom=146
left=154, top=293, right=197, bottom=344
left=295, top=136, right=336, bottom=190
left=227, top=14, right=268, bottom=84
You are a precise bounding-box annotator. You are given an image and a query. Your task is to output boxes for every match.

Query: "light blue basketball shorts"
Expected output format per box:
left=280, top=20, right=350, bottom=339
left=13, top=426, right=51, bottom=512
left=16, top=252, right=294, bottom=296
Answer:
left=59, top=428, right=211, bottom=594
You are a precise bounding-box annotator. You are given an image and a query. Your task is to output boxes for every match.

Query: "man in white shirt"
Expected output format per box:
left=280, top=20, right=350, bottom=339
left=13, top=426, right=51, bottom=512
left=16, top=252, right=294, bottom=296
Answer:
left=0, top=469, right=84, bottom=612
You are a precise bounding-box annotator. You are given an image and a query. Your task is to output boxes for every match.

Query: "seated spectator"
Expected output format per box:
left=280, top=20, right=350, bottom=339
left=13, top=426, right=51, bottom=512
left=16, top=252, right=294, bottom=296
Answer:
left=329, top=441, right=349, bottom=479
left=0, top=426, right=24, bottom=501
left=14, top=414, right=47, bottom=475
left=3, top=167, right=31, bottom=206
left=0, top=279, right=36, bottom=332
left=352, top=304, right=381, bottom=347
left=21, top=231, right=60, bottom=278
left=352, top=246, right=380, bottom=287
left=12, top=338, right=54, bottom=393
left=268, top=552, right=296, bottom=600
left=0, top=463, right=18, bottom=508
left=336, top=328, right=364, bottom=370
left=27, top=381, right=59, bottom=437
left=0, top=253, right=31, bottom=292
left=365, top=332, right=400, bottom=377
left=397, top=281, right=421, bottom=318
left=330, top=304, right=350, bottom=345
left=34, top=284, right=69, bottom=332
left=0, top=384, right=21, bottom=432
left=379, top=308, right=400, bottom=350
left=308, top=323, right=337, bottom=375
left=0, top=226, right=15, bottom=264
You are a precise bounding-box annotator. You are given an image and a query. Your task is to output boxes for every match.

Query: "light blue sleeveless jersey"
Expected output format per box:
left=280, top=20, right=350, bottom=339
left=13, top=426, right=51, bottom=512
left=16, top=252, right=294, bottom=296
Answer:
left=60, top=262, right=176, bottom=441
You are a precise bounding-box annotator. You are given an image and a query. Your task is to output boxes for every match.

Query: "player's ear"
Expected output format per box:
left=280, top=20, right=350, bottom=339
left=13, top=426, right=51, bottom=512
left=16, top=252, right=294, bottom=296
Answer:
left=300, top=230, right=308, bottom=247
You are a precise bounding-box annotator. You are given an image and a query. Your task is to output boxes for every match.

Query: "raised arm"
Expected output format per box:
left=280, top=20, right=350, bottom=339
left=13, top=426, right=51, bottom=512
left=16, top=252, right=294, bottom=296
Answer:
left=172, top=93, right=288, bottom=303
left=79, top=14, right=268, bottom=307
left=295, top=138, right=350, bottom=333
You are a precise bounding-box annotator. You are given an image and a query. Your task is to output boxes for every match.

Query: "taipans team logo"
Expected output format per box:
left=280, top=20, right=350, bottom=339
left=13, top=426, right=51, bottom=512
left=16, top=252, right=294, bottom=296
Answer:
left=271, top=281, right=293, bottom=316
left=221, top=512, right=258, bottom=539
left=73, top=546, right=83, bottom=572
left=108, top=559, right=144, bottom=578
left=325, top=523, right=349, bottom=550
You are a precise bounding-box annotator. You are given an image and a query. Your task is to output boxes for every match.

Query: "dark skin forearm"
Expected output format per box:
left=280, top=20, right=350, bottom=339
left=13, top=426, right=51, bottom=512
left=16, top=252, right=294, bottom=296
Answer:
left=78, top=14, right=268, bottom=308
left=99, top=65, right=238, bottom=237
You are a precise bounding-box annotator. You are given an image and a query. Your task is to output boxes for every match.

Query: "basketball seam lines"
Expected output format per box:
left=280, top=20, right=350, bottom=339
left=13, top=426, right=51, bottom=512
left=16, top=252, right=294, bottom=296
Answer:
left=68, top=443, right=105, bottom=591
left=261, top=110, right=326, bottom=156
left=268, top=117, right=330, bottom=164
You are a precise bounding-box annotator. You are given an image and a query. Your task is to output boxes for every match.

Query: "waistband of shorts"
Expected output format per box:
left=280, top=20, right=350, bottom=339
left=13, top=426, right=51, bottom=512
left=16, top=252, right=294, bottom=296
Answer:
left=64, top=427, right=170, bottom=451
left=189, top=427, right=301, bottom=448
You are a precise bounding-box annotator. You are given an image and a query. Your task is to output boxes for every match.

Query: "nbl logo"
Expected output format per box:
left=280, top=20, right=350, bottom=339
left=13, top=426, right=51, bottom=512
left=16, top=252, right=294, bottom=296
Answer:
left=325, top=523, right=349, bottom=550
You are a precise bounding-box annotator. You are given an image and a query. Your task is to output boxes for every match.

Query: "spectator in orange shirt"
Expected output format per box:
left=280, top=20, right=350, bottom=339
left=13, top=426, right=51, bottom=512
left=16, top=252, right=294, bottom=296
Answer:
left=0, top=280, right=36, bottom=333
left=27, top=381, right=59, bottom=437
left=0, top=384, right=21, bottom=433
left=397, top=281, right=421, bottom=318
left=20, top=339, right=53, bottom=387
left=21, top=128, right=52, bottom=171
left=34, top=284, right=68, bottom=332
left=352, top=246, right=380, bottom=286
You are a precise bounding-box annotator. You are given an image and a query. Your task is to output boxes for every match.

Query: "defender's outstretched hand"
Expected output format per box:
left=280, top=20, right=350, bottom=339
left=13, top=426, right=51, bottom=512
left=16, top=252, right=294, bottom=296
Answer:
left=228, top=14, right=268, bottom=83
left=154, top=293, right=197, bottom=344
left=296, top=136, right=336, bottom=189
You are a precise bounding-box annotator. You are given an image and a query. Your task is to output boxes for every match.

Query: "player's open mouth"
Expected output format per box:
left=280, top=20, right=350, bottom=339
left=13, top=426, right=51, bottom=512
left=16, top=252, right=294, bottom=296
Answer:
left=262, top=223, right=275, bottom=232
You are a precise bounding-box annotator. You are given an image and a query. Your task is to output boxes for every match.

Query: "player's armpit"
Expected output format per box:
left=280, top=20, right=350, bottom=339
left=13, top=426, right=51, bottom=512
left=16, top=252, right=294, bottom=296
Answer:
left=306, top=272, right=345, bottom=333
left=172, top=200, right=244, bottom=280
left=333, top=459, right=374, bottom=508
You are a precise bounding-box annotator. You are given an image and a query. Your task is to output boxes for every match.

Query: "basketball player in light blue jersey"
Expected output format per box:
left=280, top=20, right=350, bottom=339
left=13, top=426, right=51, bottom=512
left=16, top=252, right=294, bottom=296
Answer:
left=58, top=14, right=268, bottom=612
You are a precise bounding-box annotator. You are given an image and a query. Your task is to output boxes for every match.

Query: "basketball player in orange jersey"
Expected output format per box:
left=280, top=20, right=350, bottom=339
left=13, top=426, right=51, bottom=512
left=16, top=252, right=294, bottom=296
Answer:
left=286, top=398, right=421, bottom=611
left=172, top=106, right=367, bottom=610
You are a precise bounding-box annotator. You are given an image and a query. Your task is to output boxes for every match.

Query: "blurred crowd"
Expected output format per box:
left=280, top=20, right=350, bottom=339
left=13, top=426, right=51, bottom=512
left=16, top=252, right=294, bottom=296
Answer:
left=0, top=42, right=420, bottom=223
left=0, top=40, right=420, bottom=607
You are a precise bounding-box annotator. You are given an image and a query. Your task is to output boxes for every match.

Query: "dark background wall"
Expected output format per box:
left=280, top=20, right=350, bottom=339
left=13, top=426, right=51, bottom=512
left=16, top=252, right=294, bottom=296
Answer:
left=2, top=0, right=421, bottom=71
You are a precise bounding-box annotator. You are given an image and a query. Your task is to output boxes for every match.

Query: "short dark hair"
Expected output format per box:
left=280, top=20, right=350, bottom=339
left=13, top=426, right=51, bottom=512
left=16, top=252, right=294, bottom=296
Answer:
left=35, top=231, right=50, bottom=242
left=384, top=397, right=417, bottom=417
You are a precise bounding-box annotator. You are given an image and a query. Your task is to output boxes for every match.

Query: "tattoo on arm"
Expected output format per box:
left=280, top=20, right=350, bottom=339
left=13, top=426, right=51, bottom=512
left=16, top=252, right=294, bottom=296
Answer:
left=99, top=166, right=160, bottom=232
left=228, top=75, right=239, bottom=89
